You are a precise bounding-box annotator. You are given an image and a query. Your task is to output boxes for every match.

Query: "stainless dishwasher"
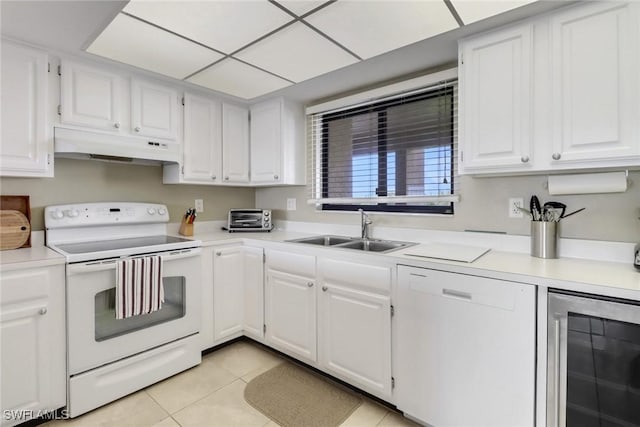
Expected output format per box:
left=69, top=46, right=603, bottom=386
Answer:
left=547, top=290, right=640, bottom=427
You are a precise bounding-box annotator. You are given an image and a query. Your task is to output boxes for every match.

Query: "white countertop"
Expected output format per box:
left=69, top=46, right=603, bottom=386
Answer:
left=185, top=226, right=640, bottom=301
left=0, top=244, right=65, bottom=271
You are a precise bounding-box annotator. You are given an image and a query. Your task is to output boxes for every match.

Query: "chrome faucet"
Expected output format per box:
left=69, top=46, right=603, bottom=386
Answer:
left=359, top=209, right=372, bottom=240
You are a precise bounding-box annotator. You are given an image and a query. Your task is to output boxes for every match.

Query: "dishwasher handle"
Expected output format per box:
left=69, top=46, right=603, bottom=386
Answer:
left=442, top=288, right=472, bottom=301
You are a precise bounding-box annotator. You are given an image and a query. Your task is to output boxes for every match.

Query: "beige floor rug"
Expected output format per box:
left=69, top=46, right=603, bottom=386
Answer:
left=244, top=362, right=363, bottom=427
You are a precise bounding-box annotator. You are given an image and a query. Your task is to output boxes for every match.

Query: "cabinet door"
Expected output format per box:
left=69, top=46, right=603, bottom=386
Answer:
left=319, top=285, right=391, bottom=399
left=60, top=60, right=122, bottom=132
left=265, top=270, right=316, bottom=362
left=131, top=79, right=178, bottom=140
left=1, top=42, right=50, bottom=177
left=395, top=267, right=535, bottom=427
left=212, top=247, right=244, bottom=341
left=1, top=266, right=65, bottom=426
left=221, top=103, right=249, bottom=183
left=183, top=93, right=222, bottom=183
left=250, top=99, right=282, bottom=184
left=459, top=24, right=533, bottom=173
left=243, top=247, right=264, bottom=339
left=550, top=2, right=640, bottom=164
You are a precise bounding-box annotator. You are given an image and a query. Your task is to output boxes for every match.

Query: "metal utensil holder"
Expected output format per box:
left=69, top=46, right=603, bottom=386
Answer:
left=531, top=221, right=558, bottom=259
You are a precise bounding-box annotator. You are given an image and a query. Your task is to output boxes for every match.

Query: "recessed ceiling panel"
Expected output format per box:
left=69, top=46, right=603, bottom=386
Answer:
left=123, top=0, right=294, bottom=54
left=305, top=1, right=460, bottom=59
left=235, top=22, right=359, bottom=83
left=187, top=59, right=292, bottom=99
left=275, top=1, right=328, bottom=17
left=450, top=1, right=537, bottom=24
left=87, top=13, right=223, bottom=80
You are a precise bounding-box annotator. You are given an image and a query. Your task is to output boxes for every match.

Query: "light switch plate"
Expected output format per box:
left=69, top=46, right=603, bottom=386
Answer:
left=286, top=198, right=297, bottom=211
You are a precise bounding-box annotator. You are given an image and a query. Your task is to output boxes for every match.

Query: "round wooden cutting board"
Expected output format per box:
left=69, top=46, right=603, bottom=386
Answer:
left=0, top=210, right=31, bottom=250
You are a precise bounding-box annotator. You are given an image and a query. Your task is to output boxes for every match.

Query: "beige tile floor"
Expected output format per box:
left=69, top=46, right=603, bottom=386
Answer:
left=46, top=340, right=419, bottom=427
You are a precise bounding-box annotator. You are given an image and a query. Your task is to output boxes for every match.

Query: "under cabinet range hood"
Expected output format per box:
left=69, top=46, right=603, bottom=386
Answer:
left=54, top=127, right=180, bottom=165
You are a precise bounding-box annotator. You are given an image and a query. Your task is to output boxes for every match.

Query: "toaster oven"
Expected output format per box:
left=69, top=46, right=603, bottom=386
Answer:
left=227, top=209, right=272, bottom=232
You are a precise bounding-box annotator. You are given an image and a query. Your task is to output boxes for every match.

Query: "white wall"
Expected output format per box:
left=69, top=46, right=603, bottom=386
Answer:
left=256, top=172, right=640, bottom=243
left=2, top=158, right=256, bottom=230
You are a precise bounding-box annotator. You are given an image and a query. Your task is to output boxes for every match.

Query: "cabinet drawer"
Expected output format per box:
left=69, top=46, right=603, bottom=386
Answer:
left=319, top=258, right=391, bottom=294
left=267, top=250, right=315, bottom=277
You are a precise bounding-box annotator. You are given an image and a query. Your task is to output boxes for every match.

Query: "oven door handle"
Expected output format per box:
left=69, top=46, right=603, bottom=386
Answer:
left=67, top=248, right=202, bottom=275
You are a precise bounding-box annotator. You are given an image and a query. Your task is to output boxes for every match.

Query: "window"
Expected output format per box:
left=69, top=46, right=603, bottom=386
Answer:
left=308, top=79, right=458, bottom=214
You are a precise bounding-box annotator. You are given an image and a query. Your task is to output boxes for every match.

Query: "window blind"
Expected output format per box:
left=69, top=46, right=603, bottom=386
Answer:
left=307, top=78, right=459, bottom=214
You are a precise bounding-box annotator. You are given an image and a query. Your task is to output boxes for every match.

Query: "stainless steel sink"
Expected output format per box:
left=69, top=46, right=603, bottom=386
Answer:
left=287, top=235, right=416, bottom=253
left=337, top=239, right=414, bottom=253
left=286, top=235, right=356, bottom=246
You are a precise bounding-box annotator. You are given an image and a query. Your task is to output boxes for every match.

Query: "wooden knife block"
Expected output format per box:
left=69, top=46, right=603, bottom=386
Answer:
left=178, top=217, right=193, bottom=237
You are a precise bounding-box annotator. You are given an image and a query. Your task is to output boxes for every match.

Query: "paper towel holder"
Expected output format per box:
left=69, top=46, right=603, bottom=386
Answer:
left=543, top=170, right=629, bottom=195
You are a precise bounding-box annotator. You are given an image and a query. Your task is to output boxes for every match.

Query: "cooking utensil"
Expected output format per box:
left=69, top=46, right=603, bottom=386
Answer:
left=542, top=201, right=566, bottom=222
left=561, top=207, right=585, bottom=219
left=517, top=206, right=532, bottom=218
left=530, top=195, right=542, bottom=221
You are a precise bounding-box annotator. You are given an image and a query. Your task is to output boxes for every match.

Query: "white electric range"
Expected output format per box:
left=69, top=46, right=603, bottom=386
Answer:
left=45, top=202, right=203, bottom=417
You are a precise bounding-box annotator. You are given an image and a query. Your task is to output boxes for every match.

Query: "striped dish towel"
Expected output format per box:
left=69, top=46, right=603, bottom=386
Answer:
left=115, top=255, right=164, bottom=319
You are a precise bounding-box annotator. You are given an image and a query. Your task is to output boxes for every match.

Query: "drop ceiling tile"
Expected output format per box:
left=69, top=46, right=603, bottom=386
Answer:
left=187, top=58, right=292, bottom=99
left=450, top=0, right=537, bottom=24
left=87, top=13, right=223, bottom=80
left=304, top=1, right=460, bottom=59
left=235, top=22, right=358, bottom=83
left=275, top=0, right=328, bottom=17
left=123, top=0, right=294, bottom=54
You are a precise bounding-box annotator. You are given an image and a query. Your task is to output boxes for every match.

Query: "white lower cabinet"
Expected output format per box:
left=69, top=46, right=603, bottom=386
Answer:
left=396, top=266, right=536, bottom=427
left=265, top=250, right=317, bottom=362
left=264, top=250, right=393, bottom=399
left=209, top=245, right=264, bottom=347
left=0, top=264, right=66, bottom=427
left=318, top=258, right=392, bottom=400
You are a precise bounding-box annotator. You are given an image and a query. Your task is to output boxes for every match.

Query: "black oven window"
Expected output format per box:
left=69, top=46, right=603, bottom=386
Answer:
left=566, top=313, right=640, bottom=426
left=94, top=276, right=185, bottom=342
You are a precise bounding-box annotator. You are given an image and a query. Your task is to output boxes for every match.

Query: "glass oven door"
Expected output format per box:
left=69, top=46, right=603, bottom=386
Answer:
left=547, top=291, right=640, bottom=427
left=66, top=248, right=201, bottom=375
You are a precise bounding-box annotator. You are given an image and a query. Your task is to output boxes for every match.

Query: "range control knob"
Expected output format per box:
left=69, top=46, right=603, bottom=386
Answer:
left=158, top=208, right=167, bottom=216
left=65, top=209, right=80, bottom=218
left=147, top=207, right=156, bottom=215
left=50, top=210, right=64, bottom=220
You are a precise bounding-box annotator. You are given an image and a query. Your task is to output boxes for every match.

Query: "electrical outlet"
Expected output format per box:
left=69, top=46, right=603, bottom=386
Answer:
left=509, top=198, right=524, bottom=218
left=195, top=199, right=204, bottom=213
left=286, top=198, right=297, bottom=211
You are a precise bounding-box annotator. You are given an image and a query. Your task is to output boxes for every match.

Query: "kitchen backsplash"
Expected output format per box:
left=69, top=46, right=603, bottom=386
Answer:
left=1, top=158, right=256, bottom=231
left=256, top=171, right=640, bottom=243
left=4, top=158, right=638, bottom=242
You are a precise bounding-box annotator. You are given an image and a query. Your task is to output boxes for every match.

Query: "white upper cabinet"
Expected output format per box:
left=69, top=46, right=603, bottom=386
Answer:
left=250, top=98, right=305, bottom=185
left=458, top=24, right=533, bottom=173
left=549, top=2, right=640, bottom=166
left=131, top=79, right=179, bottom=140
left=459, top=1, right=640, bottom=175
left=181, top=93, right=221, bottom=182
left=222, top=103, right=250, bottom=184
left=60, top=60, right=122, bottom=132
left=1, top=41, right=51, bottom=177
left=250, top=99, right=282, bottom=184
